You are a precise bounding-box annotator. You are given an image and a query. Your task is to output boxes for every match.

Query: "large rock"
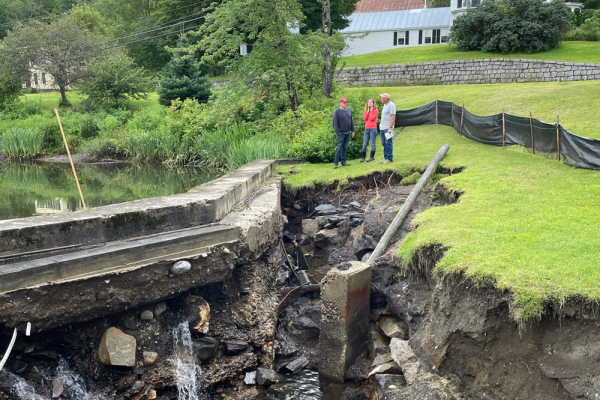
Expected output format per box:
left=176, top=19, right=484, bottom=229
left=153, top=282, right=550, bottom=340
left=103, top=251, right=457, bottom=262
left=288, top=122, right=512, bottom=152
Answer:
left=368, top=362, right=402, bottom=377
left=185, top=296, right=210, bottom=334
left=256, top=368, right=284, bottom=386
left=302, top=218, right=320, bottom=237
left=315, top=229, right=338, bottom=248
left=390, top=338, right=420, bottom=384
left=379, top=317, right=407, bottom=340
left=143, top=351, right=158, bottom=367
left=223, top=340, right=248, bottom=355
left=369, top=323, right=390, bottom=357
left=98, top=327, right=136, bottom=367
left=193, top=337, right=219, bottom=361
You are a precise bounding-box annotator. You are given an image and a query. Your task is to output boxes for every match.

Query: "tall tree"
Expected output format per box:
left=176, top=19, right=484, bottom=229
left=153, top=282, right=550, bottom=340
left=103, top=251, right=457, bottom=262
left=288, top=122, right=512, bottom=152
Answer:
left=157, top=35, right=211, bottom=106
left=2, top=15, right=98, bottom=104
left=321, top=0, right=333, bottom=97
left=299, top=0, right=359, bottom=33
left=190, top=0, right=322, bottom=113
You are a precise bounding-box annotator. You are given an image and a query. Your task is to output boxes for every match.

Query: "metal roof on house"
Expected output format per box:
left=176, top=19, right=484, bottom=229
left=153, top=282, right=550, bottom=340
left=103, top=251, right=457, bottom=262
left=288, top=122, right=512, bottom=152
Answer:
left=355, top=0, right=425, bottom=13
left=341, top=7, right=451, bottom=32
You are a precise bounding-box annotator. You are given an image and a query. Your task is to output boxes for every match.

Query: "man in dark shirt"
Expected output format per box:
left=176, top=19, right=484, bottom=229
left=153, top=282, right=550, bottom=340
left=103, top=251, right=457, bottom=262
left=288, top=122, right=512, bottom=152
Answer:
left=332, top=98, right=355, bottom=169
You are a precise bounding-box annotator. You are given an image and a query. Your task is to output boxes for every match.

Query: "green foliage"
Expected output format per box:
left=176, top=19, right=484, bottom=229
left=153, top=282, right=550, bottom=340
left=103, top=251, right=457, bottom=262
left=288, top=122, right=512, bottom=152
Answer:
left=450, top=0, right=572, bottom=53
left=400, top=172, right=421, bottom=185
left=165, top=98, right=207, bottom=142
left=565, top=10, right=600, bottom=41
left=289, top=124, right=337, bottom=163
left=120, top=129, right=188, bottom=165
left=81, top=52, right=154, bottom=110
left=431, top=0, right=450, bottom=7
left=299, top=0, right=360, bottom=33
left=0, top=72, right=22, bottom=110
left=158, top=36, right=212, bottom=106
left=0, top=127, right=44, bottom=158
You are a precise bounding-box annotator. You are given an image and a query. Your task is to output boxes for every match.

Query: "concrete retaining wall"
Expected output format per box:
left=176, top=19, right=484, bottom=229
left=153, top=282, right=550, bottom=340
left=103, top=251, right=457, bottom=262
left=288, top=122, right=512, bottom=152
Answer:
left=335, top=59, right=600, bottom=86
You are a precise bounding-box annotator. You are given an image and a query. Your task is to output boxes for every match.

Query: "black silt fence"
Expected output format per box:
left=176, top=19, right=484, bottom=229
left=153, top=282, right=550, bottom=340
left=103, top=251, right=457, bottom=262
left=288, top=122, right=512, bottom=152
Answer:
left=396, top=101, right=600, bottom=170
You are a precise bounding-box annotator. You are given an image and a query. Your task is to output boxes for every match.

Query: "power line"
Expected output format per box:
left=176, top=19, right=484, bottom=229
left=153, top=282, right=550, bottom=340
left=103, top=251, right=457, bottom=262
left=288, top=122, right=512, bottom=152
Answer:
left=105, top=14, right=205, bottom=43
left=105, top=1, right=206, bottom=28
left=103, top=23, right=204, bottom=49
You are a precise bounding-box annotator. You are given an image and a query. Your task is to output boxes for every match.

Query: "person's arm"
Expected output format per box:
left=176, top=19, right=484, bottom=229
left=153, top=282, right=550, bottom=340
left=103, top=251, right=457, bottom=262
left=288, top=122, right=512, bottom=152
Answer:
left=363, top=110, right=369, bottom=122
left=333, top=109, right=340, bottom=134
left=388, top=105, right=396, bottom=132
left=350, top=111, right=355, bottom=138
left=370, top=109, right=379, bottom=124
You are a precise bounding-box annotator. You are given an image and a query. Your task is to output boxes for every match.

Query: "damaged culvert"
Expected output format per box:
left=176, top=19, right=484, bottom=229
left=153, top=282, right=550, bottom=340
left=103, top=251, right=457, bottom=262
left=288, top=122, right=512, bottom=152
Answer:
left=3, top=167, right=594, bottom=400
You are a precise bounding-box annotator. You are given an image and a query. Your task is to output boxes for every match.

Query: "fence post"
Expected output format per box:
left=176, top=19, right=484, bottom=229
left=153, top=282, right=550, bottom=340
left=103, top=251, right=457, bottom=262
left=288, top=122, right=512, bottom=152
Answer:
left=460, top=104, right=464, bottom=136
left=502, top=109, right=506, bottom=147
left=556, top=115, right=561, bottom=162
left=529, top=111, right=535, bottom=155
left=451, top=103, right=455, bottom=127
left=435, top=98, right=438, bottom=124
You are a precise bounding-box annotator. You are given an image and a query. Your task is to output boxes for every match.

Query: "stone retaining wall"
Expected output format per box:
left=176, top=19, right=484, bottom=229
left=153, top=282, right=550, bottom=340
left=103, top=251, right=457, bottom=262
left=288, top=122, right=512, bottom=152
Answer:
left=335, top=59, right=600, bottom=86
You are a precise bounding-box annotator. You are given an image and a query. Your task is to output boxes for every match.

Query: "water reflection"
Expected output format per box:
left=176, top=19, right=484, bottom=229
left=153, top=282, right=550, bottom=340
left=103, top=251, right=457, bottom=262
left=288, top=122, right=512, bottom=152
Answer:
left=0, top=162, right=220, bottom=220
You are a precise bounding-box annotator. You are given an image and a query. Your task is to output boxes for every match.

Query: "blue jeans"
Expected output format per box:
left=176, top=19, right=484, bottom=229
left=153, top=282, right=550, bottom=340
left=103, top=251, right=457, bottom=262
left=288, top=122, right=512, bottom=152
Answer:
left=362, top=128, right=377, bottom=152
left=380, top=130, right=393, bottom=161
left=334, top=133, right=350, bottom=164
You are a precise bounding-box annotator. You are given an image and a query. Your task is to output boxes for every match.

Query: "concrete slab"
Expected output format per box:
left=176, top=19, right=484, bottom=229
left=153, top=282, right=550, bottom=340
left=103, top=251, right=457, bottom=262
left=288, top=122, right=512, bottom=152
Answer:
left=319, top=261, right=371, bottom=383
left=0, top=159, right=276, bottom=254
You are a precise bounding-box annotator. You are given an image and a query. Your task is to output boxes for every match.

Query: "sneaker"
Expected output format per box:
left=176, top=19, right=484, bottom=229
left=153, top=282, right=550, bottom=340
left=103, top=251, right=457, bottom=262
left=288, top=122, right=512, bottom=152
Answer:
left=333, top=164, right=338, bottom=169
left=379, top=159, right=386, bottom=163
left=341, top=162, right=351, bottom=166
left=382, top=159, right=391, bottom=164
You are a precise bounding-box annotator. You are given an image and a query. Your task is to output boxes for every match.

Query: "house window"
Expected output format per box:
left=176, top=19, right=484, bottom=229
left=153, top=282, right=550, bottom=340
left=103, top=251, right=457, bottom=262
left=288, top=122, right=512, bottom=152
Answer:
left=42, top=73, right=46, bottom=85
left=458, top=0, right=462, bottom=7
left=396, top=31, right=409, bottom=45
left=34, top=73, right=38, bottom=85
left=441, top=35, right=448, bottom=43
left=433, top=29, right=441, bottom=44
left=393, top=32, right=398, bottom=46
left=419, top=30, right=423, bottom=45
left=425, top=37, right=431, bottom=44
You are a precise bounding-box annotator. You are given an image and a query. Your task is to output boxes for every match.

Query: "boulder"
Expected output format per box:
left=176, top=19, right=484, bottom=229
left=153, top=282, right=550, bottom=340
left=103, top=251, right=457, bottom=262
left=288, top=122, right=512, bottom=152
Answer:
left=302, top=218, right=320, bottom=237
left=315, top=229, right=338, bottom=247
left=52, top=377, right=64, bottom=398
left=379, top=317, right=407, bottom=340
left=390, top=338, right=420, bottom=384
left=171, top=260, right=192, bottom=275
left=153, top=302, right=167, bottom=317
left=143, top=351, right=158, bottom=367
left=224, top=340, right=248, bottom=355
left=98, top=327, right=136, bottom=367
left=372, top=352, right=393, bottom=367
left=193, top=337, right=219, bottom=361
left=315, top=204, right=336, bottom=212
left=256, top=368, right=284, bottom=386
left=140, top=310, right=153, bottom=321
left=185, top=296, right=210, bottom=334
left=369, top=323, right=390, bottom=357
left=281, top=356, right=309, bottom=373
left=368, top=362, right=402, bottom=377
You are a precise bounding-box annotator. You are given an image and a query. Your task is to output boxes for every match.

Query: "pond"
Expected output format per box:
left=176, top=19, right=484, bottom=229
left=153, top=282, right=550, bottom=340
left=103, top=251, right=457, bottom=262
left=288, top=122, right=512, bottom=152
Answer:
left=0, top=162, right=220, bottom=221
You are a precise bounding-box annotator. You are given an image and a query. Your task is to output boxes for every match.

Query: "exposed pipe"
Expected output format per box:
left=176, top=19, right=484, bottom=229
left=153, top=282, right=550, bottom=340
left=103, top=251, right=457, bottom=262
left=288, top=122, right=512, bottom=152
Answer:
left=0, top=328, right=17, bottom=372
left=367, top=144, right=450, bottom=265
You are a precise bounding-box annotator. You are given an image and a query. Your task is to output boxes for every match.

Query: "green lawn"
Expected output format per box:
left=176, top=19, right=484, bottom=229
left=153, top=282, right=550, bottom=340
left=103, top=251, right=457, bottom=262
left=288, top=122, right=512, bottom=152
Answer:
left=340, top=41, right=600, bottom=68
left=279, top=124, right=600, bottom=322
left=344, top=80, right=600, bottom=140
left=22, top=91, right=162, bottom=113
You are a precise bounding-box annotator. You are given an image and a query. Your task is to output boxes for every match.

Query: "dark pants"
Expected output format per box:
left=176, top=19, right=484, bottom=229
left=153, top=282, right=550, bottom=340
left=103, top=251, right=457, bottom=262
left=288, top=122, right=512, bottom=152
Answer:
left=334, top=133, right=350, bottom=164
left=380, top=130, right=393, bottom=161
left=362, top=128, right=377, bottom=152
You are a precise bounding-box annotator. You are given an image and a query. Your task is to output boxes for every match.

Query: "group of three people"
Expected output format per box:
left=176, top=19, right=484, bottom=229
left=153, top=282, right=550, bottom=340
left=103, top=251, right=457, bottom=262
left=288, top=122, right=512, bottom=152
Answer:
left=332, top=93, right=396, bottom=169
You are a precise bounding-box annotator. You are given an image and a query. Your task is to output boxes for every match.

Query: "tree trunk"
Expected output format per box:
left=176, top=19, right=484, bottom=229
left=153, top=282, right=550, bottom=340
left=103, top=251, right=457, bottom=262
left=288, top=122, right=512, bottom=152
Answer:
left=59, top=85, right=69, bottom=106
left=321, top=0, right=333, bottom=98
left=285, top=74, right=299, bottom=113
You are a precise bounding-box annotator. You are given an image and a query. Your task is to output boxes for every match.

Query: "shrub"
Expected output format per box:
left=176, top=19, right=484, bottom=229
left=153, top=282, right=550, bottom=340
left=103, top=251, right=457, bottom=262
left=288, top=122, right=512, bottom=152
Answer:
left=125, top=108, right=167, bottom=133
left=450, top=0, right=572, bottom=53
left=564, top=10, right=600, bottom=41
left=0, top=127, right=45, bottom=159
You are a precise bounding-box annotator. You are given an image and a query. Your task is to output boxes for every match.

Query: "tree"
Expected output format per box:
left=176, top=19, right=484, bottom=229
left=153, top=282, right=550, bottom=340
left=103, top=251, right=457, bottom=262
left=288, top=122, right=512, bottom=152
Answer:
left=0, top=41, right=28, bottom=109
left=190, top=0, right=323, bottom=113
left=450, top=0, right=572, bottom=54
left=1, top=15, right=98, bottom=104
left=157, top=36, right=212, bottom=106
left=431, top=0, right=450, bottom=7
left=80, top=51, right=154, bottom=110
left=299, top=0, right=359, bottom=33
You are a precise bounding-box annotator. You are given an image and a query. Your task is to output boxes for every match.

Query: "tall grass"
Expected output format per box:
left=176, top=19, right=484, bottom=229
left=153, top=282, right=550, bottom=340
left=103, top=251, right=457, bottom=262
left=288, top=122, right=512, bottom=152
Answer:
left=121, top=130, right=188, bottom=165
left=225, top=134, right=289, bottom=170
left=0, top=128, right=45, bottom=159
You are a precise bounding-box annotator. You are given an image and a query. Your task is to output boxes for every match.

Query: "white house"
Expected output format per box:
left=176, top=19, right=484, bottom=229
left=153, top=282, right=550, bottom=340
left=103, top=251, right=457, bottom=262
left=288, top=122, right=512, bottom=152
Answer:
left=342, top=0, right=583, bottom=56
left=23, top=68, right=58, bottom=92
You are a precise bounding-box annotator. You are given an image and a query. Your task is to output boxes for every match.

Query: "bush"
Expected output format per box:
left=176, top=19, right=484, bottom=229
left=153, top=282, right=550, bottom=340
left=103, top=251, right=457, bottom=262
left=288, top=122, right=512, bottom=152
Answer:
left=0, top=127, right=45, bottom=158
left=450, top=0, right=572, bottom=53
left=564, top=10, right=600, bottom=41
left=120, top=129, right=188, bottom=165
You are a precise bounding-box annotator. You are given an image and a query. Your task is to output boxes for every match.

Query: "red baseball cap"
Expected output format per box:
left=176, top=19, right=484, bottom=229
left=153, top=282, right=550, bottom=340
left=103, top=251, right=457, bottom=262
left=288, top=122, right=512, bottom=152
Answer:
left=339, top=98, right=348, bottom=103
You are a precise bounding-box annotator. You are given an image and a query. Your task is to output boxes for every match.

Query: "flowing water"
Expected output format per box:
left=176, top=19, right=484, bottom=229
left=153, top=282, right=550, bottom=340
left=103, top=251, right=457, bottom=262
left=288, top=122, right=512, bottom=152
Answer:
left=173, top=321, right=205, bottom=400
left=0, top=162, right=219, bottom=220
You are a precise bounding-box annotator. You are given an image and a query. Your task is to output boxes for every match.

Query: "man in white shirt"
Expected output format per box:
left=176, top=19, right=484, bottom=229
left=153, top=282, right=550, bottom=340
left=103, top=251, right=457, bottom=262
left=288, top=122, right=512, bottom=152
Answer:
left=379, top=93, right=396, bottom=163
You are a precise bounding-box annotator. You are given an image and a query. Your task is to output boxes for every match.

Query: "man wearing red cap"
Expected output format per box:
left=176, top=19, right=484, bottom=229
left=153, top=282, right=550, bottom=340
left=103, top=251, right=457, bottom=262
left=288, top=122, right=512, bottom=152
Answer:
left=332, top=98, right=355, bottom=169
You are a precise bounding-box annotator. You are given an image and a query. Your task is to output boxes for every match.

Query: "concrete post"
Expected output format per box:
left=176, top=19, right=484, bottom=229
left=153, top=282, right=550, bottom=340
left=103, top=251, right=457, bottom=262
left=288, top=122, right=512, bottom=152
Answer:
left=319, top=261, right=371, bottom=383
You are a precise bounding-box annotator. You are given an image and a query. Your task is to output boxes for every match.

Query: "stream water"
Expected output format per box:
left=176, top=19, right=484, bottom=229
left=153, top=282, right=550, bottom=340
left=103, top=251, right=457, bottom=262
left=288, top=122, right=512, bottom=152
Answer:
left=173, top=322, right=204, bottom=400
left=0, top=162, right=219, bottom=220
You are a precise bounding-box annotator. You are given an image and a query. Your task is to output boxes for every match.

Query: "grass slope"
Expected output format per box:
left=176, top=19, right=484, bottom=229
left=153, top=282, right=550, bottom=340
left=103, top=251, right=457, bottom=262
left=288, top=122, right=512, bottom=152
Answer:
left=347, top=81, right=600, bottom=140
left=340, top=41, right=600, bottom=68
left=279, top=124, right=600, bottom=321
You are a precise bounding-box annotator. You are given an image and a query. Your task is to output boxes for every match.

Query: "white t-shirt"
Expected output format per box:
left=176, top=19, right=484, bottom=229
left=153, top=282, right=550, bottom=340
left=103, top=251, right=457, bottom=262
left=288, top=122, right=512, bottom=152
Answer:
left=380, top=101, right=396, bottom=130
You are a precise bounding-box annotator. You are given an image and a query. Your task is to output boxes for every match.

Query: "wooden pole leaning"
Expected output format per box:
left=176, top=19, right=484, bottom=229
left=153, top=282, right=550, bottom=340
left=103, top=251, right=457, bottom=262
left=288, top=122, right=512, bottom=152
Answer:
left=55, top=108, right=87, bottom=210
left=530, top=111, right=535, bottom=155
left=460, top=104, right=465, bottom=136
left=502, top=109, right=506, bottom=147
left=367, top=144, right=450, bottom=265
left=557, top=115, right=561, bottom=162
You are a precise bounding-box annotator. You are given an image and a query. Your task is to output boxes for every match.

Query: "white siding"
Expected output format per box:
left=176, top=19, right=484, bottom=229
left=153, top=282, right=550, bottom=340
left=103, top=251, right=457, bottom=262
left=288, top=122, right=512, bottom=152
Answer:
left=343, top=28, right=451, bottom=56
